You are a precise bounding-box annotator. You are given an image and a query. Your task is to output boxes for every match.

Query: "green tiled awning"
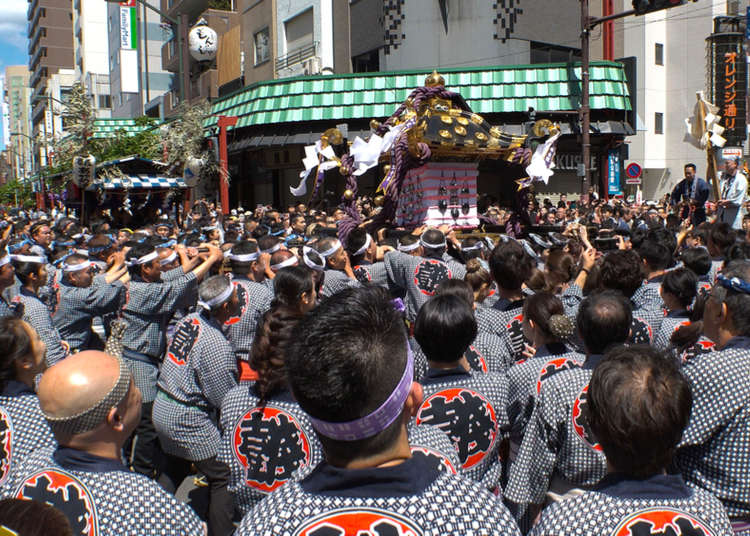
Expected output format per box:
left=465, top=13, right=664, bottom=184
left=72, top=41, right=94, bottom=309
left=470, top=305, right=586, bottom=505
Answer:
left=90, top=118, right=161, bottom=139
left=208, top=61, right=631, bottom=131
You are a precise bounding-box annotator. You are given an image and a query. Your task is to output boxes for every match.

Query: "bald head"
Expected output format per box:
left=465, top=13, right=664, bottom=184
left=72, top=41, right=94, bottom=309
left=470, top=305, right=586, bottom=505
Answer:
left=39, top=351, right=123, bottom=419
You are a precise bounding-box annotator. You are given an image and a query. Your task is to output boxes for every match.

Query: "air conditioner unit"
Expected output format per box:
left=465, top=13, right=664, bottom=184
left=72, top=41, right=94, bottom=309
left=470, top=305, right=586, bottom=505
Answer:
left=303, top=57, right=321, bottom=76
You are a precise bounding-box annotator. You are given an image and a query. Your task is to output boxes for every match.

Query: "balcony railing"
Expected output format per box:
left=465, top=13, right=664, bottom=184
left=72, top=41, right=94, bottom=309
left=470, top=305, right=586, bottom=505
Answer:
left=275, top=42, right=317, bottom=72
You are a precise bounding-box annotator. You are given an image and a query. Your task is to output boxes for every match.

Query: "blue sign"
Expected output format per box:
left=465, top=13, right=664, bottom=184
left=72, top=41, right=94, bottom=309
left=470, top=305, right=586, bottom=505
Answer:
left=608, top=149, right=621, bottom=195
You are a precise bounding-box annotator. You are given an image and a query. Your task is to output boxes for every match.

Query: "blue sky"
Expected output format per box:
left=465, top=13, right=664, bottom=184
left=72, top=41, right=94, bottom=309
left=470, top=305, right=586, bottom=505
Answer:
left=0, top=0, right=30, bottom=149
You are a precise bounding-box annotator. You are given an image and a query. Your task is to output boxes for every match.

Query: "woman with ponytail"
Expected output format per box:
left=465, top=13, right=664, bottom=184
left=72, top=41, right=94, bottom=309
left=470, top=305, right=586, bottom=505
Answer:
left=218, top=266, right=322, bottom=516
left=506, top=292, right=584, bottom=452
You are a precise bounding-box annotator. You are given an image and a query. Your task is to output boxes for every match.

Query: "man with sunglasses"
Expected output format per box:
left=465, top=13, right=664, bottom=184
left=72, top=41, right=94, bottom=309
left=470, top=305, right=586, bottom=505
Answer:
left=675, top=260, right=750, bottom=533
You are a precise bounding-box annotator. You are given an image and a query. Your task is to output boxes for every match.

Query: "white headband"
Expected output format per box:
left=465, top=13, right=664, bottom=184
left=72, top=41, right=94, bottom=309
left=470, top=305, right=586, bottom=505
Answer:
left=302, top=246, right=325, bottom=272
left=270, top=256, right=299, bottom=271
left=462, top=243, right=484, bottom=252
left=126, top=251, right=159, bottom=267
left=198, top=282, right=234, bottom=310
left=0, top=255, right=10, bottom=268
left=159, top=252, right=178, bottom=266
left=62, top=260, right=93, bottom=273
left=10, top=254, right=46, bottom=264
left=228, top=251, right=259, bottom=262
left=420, top=237, right=447, bottom=249
left=261, top=243, right=281, bottom=255
left=397, top=240, right=421, bottom=252
left=74, top=249, right=89, bottom=257
left=352, top=234, right=372, bottom=257
left=319, top=239, right=342, bottom=258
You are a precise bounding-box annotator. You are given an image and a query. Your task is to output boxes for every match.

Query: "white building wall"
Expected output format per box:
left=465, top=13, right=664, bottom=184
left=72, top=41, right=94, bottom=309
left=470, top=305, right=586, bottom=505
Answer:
left=620, top=0, right=727, bottom=200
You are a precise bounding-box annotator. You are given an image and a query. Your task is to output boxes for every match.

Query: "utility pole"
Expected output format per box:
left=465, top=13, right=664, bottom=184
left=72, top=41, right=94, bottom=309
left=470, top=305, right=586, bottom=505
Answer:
left=580, top=0, right=591, bottom=201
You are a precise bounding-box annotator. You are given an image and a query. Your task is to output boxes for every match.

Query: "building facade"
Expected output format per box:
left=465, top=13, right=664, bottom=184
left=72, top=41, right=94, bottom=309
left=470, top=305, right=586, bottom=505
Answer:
left=107, top=0, right=174, bottom=118
left=3, top=66, right=33, bottom=181
left=27, top=0, right=75, bottom=137
left=73, top=0, right=111, bottom=119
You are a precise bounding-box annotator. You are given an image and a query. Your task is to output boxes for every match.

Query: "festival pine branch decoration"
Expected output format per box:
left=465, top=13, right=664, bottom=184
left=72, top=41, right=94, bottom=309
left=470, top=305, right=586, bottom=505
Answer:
left=685, top=91, right=726, bottom=201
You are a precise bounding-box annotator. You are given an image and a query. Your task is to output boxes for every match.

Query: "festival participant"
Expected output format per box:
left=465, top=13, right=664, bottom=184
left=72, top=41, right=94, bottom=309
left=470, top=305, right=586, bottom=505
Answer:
left=506, top=291, right=631, bottom=528
left=346, top=228, right=388, bottom=287
left=313, top=236, right=358, bottom=298
left=675, top=261, right=750, bottom=530
left=1, top=351, right=205, bottom=535
left=121, top=242, right=222, bottom=479
left=464, top=258, right=494, bottom=305
left=671, top=163, right=710, bottom=225
left=479, top=239, right=536, bottom=363
left=639, top=239, right=672, bottom=300
left=223, top=241, right=274, bottom=378
left=707, top=222, right=737, bottom=282
left=235, top=286, right=520, bottom=536
left=153, top=275, right=238, bottom=536
left=268, top=249, right=299, bottom=275
left=717, top=158, right=748, bottom=230
left=529, top=345, right=732, bottom=536
left=384, top=229, right=463, bottom=321
left=0, top=251, right=21, bottom=319
left=0, top=318, right=56, bottom=487
left=85, top=234, right=118, bottom=274
left=413, top=293, right=509, bottom=489
left=506, top=293, right=582, bottom=451
left=653, top=268, right=697, bottom=351
left=219, top=266, right=321, bottom=515
left=599, top=249, right=665, bottom=342
left=680, top=246, right=713, bottom=294
left=52, top=253, right=127, bottom=352
left=10, top=255, right=68, bottom=366
left=27, top=222, right=52, bottom=261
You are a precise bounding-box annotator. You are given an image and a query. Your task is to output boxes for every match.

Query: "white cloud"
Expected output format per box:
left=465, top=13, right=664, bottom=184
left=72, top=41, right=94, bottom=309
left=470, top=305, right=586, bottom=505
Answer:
left=0, top=0, right=29, bottom=52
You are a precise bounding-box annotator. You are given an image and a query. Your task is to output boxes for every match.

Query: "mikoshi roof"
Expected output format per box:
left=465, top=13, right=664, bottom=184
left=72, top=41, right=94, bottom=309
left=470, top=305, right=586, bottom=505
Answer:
left=207, top=61, right=631, bottom=131
left=90, top=118, right=161, bottom=139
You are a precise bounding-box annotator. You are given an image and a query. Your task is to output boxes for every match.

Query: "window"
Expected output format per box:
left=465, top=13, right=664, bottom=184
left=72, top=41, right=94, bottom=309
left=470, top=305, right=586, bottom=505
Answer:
left=530, top=41, right=582, bottom=64
left=655, top=43, right=664, bottom=66
left=98, top=95, right=111, bottom=109
left=254, top=27, right=270, bottom=65
left=655, top=112, right=664, bottom=134
left=284, top=8, right=313, bottom=54
left=168, top=39, right=176, bottom=59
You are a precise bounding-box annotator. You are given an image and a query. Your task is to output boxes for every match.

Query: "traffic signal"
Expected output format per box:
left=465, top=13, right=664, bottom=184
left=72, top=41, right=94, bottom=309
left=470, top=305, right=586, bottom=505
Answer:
left=632, top=0, right=696, bottom=15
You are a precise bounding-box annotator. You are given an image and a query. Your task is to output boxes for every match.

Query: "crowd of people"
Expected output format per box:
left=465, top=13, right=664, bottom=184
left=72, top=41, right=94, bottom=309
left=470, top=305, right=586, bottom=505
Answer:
left=0, top=163, right=748, bottom=535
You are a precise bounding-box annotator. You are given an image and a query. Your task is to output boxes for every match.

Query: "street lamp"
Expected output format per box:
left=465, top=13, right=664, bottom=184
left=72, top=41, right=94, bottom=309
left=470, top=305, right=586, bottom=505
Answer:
left=103, top=0, right=189, bottom=103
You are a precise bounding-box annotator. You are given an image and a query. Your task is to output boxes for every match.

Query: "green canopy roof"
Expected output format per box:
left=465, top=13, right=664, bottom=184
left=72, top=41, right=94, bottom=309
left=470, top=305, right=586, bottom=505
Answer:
left=208, top=61, right=631, bottom=131
left=90, top=118, right=161, bottom=139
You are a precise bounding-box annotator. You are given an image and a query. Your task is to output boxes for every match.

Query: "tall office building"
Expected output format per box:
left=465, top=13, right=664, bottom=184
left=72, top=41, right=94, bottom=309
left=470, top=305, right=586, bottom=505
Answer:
left=3, top=66, right=33, bottom=181
left=27, top=0, right=75, bottom=137
left=73, top=0, right=112, bottom=119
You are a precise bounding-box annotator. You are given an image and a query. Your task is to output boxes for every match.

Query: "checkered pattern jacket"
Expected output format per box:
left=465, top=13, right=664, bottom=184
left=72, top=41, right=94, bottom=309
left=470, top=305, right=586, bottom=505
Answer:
left=153, top=312, right=238, bottom=461
left=52, top=276, right=126, bottom=351
left=235, top=454, right=521, bottom=536
left=506, top=363, right=607, bottom=507
left=13, top=288, right=68, bottom=366
left=1, top=446, right=204, bottom=535
left=675, top=338, right=750, bottom=521
left=0, top=381, right=56, bottom=489
left=320, top=269, right=359, bottom=299
left=222, top=277, right=273, bottom=361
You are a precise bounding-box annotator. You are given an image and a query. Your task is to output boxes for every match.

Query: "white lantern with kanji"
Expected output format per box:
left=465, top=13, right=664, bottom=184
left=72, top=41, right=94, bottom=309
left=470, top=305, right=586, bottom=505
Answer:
left=188, top=20, right=218, bottom=62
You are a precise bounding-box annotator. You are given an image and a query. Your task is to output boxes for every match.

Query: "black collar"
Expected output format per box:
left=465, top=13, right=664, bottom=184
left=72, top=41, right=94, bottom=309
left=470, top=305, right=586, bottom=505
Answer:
left=423, top=365, right=470, bottom=384
left=584, top=354, right=604, bottom=370
left=355, top=260, right=372, bottom=266
left=535, top=342, right=569, bottom=359
left=53, top=447, right=126, bottom=473
left=666, top=310, right=690, bottom=319
left=647, top=274, right=665, bottom=284
left=492, top=297, right=525, bottom=312
left=1, top=379, right=35, bottom=397
left=300, top=453, right=441, bottom=498
left=594, top=472, right=692, bottom=500
left=724, top=336, right=750, bottom=351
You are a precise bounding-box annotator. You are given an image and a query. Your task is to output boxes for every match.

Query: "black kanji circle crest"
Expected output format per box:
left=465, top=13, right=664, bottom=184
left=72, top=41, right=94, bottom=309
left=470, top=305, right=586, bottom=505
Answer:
left=416, top=388, right=498, bottom=469
left=629, top=317, right=653, bottom=345
left=506, top=313, right=531, bottom=362
left=409, top=446, right=457, bottom=475
left=16, top=468, right=99, bottom=536
left=571, top=385, right=602, bottom=452
left=536, top=357, right=580, bottom=394
left=232, top=406, right=312, bottom=493
left=613, top=507, right=717, bottom=536
left=681, top=339, right=715, bottom=365
left=224, top=282, right=248, bottom=326
left=353, top=265, right=372, bottom=283
left=465, top=345, right=488, bottom=373
left=293, top=507, right=425, bottom=536
left=167, top=317, right=201, bottom=366
left=0, top=407, right=12, bottom=486
left=413, top=260, right=451, bottom=296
